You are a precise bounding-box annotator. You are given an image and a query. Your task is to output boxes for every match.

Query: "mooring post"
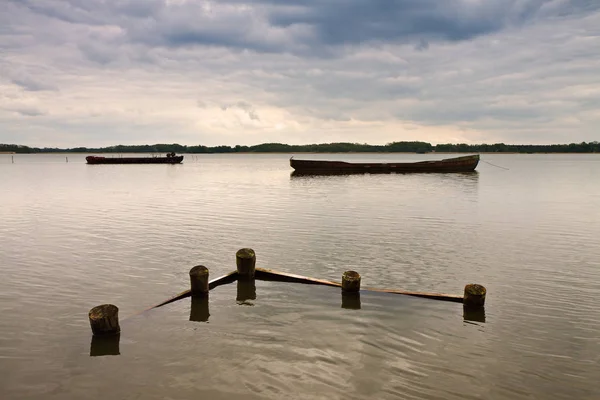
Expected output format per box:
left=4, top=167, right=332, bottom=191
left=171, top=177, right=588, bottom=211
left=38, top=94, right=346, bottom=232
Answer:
left=342, top=271, right=361, bottom=293
left=88, top=304, right=120, bottom=336
left=12, top=156, right=14, bottom=164
left=189, top=265, right=209, bottom=296
left=236, top=248, right=256, bottom=278
left=463, top=284, right=486, bottom=307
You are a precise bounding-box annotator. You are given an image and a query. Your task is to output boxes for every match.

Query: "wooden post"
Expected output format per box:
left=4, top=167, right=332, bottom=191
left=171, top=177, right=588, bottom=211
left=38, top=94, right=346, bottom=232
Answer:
left=189, top=265, right=209, bottom=296
left=12, top=156, right=14, bottom=164
left=464, top=284, right=486, bottom=307
left=89, top=304, right=120, bottom=336
left=189, top=296, right=210, bottom=322
left=342, top=271, right=361, bottom=293
left=236, top=278, right=256, bottom=304
left=236, top=248, right=256, bottom=278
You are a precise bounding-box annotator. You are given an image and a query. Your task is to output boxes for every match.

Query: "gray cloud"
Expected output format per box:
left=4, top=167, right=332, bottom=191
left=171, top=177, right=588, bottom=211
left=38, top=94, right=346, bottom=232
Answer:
left=0, top=1, right=599, bottom=146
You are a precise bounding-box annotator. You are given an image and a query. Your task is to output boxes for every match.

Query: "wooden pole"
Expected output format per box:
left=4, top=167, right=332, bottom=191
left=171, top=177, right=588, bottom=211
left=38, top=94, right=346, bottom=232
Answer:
left=189, top=265, right=209, bottom=296
left=464, top=284, right=486, bottom=307
left=89, top=304, right=120, bottom=336
left=236, top=248, right=256, bottom=278
left=341, top=271, right=361, bottom=293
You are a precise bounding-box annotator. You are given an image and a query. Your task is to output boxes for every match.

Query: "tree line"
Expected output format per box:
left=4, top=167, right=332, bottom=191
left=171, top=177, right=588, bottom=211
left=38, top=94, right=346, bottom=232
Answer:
left=2, top=141, right=599, bottom=154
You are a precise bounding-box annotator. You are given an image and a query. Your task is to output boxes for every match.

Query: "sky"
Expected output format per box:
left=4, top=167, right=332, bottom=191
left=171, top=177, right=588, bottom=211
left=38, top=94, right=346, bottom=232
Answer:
left=1, top=0, right=599, bottom=147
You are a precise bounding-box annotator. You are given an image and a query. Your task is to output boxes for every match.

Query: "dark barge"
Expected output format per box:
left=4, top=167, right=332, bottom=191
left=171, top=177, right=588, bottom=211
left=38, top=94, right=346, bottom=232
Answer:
left=290, top=154, right=479, bottom=175
left=86, top=152, right=184, bottom=165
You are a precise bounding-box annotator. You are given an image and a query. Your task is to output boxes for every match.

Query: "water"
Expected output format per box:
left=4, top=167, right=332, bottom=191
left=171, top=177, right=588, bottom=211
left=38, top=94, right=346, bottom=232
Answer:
left=1, top=153, right=599, bottom=399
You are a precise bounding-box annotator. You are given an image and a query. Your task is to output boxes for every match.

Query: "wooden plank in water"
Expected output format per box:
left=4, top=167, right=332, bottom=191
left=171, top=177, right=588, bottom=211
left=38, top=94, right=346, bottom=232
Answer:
left=364, top=287, right=464, bottom=303
left=255, top=267, right=341, bottom=287
left=143, top=270, right=239, bottom=312
left=256, top=268, right=462, bottom=303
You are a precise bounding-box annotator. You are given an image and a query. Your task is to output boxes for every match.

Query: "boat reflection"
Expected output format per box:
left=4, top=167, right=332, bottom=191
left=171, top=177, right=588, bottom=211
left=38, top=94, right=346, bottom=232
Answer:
left=291, top=170, right=479, bottom=178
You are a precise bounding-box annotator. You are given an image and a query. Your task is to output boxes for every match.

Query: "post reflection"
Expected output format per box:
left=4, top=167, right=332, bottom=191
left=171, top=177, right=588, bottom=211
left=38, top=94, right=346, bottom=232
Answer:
left=463, top=305, right=486, bottom=323
left=236, top=278, right=256, bottom=305
left=90, top=333, right=120, bottom=357
left=189, top=295, right=210, bottom=322
left=341, top=292, right=361, bottom=310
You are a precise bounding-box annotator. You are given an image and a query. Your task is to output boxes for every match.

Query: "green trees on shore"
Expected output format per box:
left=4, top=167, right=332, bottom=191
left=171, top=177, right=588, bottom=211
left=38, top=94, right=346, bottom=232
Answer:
left=2, top=141, right=599, bottom=154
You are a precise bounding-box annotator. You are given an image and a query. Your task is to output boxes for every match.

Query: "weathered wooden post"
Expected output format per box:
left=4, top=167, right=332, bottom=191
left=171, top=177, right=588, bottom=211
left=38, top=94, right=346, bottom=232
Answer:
left=463, top=284, right=486, bottom=307
left=236, top=248, right=256, bottom=278
left=341, top=271, right=361, bottom=293
left=189, top=296, right=210, bottom=322
left=236, top=278, right=256, bottom=304
left=88, top=304, right=120, bottom=336
left=189, top=265, right=209, bottom=296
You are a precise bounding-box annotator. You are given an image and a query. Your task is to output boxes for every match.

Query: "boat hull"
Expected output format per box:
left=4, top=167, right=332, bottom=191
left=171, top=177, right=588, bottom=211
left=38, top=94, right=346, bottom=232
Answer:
left=86, top=156, right=184, bottom=164
left=290, top=155, right=479, bottom=175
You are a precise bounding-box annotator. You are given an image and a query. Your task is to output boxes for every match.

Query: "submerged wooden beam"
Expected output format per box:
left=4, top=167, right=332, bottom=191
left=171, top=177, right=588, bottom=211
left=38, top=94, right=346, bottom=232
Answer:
left=150, top=270, right=238, bottom=309
left=363, top=287, right=464, bottom=303
left=255, top=268, right=463, bottom=303
left=255, top=267, right=341, bottom=287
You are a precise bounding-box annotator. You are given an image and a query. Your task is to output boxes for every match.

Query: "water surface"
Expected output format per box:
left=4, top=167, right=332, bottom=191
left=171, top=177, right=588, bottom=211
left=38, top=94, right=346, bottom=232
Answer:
left=1, top=153, right=599, bottom=399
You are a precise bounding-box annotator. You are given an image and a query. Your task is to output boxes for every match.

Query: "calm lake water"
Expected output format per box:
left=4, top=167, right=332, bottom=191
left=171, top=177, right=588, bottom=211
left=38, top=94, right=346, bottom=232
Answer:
left=1, top=153, right=599, bottom=399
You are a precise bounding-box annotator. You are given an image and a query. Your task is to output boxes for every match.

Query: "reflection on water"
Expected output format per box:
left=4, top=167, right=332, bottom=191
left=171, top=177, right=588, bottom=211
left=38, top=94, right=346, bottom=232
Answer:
left=341, top=292, right=361, bottom=310
left=90, top=334, right=120, bottom=357
left=189, top=296, right=210, bottom=322
left=463, top=305, right=486, bottom=323
left=1, top=153, right=600, bottom=400
left=236, top=279, right=257, bottom=305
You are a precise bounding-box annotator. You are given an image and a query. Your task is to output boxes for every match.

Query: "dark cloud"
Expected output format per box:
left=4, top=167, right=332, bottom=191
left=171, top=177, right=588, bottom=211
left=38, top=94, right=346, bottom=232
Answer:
left=1, top=0, right=599, bottom=146
left=10, top=0, right=600, bottom=54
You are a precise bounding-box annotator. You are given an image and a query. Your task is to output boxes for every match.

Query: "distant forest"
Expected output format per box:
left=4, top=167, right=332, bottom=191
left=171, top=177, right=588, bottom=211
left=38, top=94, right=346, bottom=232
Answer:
left=2, top=141, right=599, bottom=154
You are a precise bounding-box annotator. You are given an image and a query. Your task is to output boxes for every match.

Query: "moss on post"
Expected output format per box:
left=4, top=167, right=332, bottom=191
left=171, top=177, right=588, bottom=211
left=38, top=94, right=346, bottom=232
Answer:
left=342, top=271, right=361, bottom=293
left=189, top=265, right=209, bottom=296
left=236, top=248, right=256, bottom=278
left=89, top=304, right=120, bottom=336
left=464, top=284, right=486, bottom=307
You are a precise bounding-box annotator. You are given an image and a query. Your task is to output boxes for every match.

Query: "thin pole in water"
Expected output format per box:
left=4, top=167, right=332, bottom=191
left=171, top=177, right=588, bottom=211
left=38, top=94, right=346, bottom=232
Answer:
left=66, top=157, right=68, bottom=163
left=12, top=156, right=14, bottom=163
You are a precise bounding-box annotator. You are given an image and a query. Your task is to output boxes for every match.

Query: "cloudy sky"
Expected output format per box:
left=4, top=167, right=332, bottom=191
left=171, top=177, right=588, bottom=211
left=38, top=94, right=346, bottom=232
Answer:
left=1, top=0, right=599, bottom=147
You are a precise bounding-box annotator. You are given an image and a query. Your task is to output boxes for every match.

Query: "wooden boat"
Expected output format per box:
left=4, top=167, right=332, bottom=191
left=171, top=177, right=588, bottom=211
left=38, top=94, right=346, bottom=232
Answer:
left=86, top=152, right=184, bottom=165
left=290, top=154, right=479, bottom=175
